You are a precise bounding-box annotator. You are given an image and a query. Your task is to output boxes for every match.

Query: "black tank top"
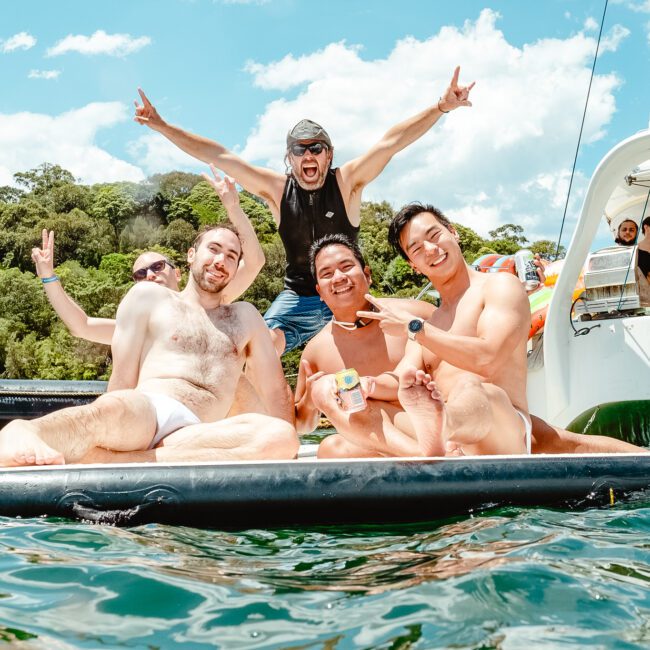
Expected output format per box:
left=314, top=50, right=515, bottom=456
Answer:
left=279, top=168, right=359, bottom=295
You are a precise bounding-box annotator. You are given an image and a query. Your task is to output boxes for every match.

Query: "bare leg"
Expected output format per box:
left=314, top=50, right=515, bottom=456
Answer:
left=269, top=328, right=286, bottom=356
left=397, top=366, right=446, bottom=456
left=80, top=414, right=298, bottom=464
left=0, top=390, right=156, bottom=467
left=442, top=375, right=527, bottom=455
left=311, top=375, right=419, bottom=456
left=530, top=415, right=646, bottom=454
left=317, top=433, right=386, bottom=459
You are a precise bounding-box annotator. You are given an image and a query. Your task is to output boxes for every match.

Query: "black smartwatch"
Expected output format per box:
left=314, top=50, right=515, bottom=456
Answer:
left=407, top=318, right=424, bottom=341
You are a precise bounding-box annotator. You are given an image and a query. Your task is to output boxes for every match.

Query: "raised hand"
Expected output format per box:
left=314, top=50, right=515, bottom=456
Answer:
left=356, top=294, right=414, bottom=338
left=133, top=88, right=164, bottom=129
left=438, top=66, right=475, bottom=112
left=31, top=229, right=55, bottom=279
left=202, top=164, right=239, bottom=211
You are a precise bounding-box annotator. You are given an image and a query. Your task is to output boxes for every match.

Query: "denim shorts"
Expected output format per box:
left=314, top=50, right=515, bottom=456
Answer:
left=263, top=290, right=333, bottom=353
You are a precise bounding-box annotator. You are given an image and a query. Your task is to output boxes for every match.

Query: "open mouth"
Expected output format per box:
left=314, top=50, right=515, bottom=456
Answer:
left=332, top=285, right=353, bottom=295
left=302, top=163, right=319, bottom=180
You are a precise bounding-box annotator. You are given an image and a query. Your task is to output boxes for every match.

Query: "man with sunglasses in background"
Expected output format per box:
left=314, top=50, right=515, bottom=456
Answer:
left=32, top=167, right=265, bottom=347
left=134, top=67, right=474, bottom=354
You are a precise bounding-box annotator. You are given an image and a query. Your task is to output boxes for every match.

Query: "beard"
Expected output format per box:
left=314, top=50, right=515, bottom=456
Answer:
left=191, top=265, right=230, bottom=294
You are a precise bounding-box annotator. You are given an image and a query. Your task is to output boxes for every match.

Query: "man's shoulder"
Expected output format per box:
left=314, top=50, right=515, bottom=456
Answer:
left=481, top=271, right=529, bottom=308
left=123, top=282, right=173, bottom=307
left=302, top=322, right=334, bottom=358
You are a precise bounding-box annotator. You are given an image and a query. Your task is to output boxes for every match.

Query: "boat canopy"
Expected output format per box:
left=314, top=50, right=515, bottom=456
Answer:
left=605, top=159, right=650, bottom=236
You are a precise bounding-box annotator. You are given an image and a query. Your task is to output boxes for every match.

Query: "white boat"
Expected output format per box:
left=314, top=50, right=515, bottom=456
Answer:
left=527, top=129, right=650, bottom=436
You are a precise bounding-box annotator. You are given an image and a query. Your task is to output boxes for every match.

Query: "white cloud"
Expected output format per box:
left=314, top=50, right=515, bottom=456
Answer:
left=47, top=30, right=151, bottom=57
left=1, top=31, right=36, bottom=53
left=599, top=24, right=630, bottom=54
left=0, top=103, right=145, bottom=186
left=127, top=132, right=204, bottom=175
left=233, top=9, right=620, bottom=241
left=28, top=69, right=61, bottom=80
left=626, top=1, right=650, bottom=12
left=584, top=17, right=599, bottom=31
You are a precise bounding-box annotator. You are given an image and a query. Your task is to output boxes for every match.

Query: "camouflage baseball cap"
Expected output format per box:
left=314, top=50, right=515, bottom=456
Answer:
left=286, top=119, right=332, bottom=148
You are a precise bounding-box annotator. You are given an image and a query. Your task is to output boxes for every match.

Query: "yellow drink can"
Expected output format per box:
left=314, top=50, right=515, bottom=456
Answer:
left=335, top=368, right=367, bottom=413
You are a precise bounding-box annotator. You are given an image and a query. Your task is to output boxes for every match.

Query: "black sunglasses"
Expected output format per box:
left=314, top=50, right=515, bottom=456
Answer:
left=290, top=142, right=327, bottom=156
left=132, top=259, right=175, bottom=281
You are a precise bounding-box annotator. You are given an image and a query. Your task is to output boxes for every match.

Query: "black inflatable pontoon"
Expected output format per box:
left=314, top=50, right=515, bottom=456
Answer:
left=1, top=380, right=649, bottom=528
left=0, top=379, right=106, bottom=423
left=1, top=454, right=649, bottom=528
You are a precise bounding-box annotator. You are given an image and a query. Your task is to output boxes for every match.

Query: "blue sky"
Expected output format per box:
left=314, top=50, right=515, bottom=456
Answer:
left=2, top=0, right=649, bottom=249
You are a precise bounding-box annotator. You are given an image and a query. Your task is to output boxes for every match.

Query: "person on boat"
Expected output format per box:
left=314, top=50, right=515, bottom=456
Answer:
left=0, top=225, right=297, bottom=468
left=297, top=232, right=644, bottom=457
left=637, top=216, right=650, bottom=281
left=133, top=67, right=475, bottom=355
left=31, top=167, right=265, bottom=346
left=615, top=219, right=639, bottom=246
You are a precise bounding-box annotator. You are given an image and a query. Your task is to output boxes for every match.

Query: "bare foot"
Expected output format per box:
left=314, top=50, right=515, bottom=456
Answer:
left=0, top=420, right=65, bottom=467
left=398, top=367, right=446, bottom=456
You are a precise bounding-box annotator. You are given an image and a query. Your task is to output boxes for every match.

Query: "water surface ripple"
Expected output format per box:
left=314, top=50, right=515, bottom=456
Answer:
left=1, top=501, right=650, bottom=648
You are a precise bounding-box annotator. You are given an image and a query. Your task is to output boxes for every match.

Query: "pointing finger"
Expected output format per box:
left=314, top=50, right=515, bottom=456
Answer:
left=364, top=293, right=382, bottom=308
left=355, top=310, right=381, bottom=321
left=41, top=228, right=47, bottom=249
left=450, top=65, right=460, bottom=88
left=137, top=88, right=152, bottom=107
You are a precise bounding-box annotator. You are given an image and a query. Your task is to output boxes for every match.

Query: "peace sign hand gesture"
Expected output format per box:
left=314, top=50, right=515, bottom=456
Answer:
left=356, top=294, right=414, bottom=338
left=201, top=165, right=240, bottom=211
left=134, top=88, right=165, bottom=130
left=31, top=229, right=55, bottom=279
left=438, top=66, right=475, bottom=113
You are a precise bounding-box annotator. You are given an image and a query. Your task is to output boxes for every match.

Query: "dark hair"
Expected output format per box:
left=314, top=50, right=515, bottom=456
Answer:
left=192, top=223, right=243, bottom=260
left=309, top=234, right=366, bottom=279
left=615, top=219, right=639, bottom=246
left=642, top=216, right=650, bottom=232
left=388, top=202, right=453, bottom=259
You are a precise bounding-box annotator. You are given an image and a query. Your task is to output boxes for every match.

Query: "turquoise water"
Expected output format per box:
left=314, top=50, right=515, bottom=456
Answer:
left=2, top=501, right=650, bottom=648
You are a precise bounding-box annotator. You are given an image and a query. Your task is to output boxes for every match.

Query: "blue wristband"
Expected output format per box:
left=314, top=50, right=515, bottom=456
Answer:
left=41, top=275, right=60, bottom=284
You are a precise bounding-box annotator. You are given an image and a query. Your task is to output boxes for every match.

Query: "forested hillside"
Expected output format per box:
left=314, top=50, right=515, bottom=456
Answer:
left=0, top=163, right=560, bottom=380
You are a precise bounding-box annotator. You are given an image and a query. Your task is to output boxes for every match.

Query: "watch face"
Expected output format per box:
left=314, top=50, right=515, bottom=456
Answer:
left=408, top=319, right=423, bottom=334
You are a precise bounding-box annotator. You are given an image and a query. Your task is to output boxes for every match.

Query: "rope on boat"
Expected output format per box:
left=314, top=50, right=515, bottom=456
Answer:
left=554, top=0, right=609, bottom=259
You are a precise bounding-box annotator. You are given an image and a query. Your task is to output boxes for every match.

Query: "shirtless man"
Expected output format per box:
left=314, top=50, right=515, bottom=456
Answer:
left=31, top=167, right=264, bottom=345
left=299, top=231, right=642, bottom=457
left=0, top=225, right=297, bottom=467
left=134, top=68, right=474, bottom=354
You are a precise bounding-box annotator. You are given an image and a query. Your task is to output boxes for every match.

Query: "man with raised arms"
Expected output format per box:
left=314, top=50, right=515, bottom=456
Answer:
left=31, top=167, right=265, bottom=346
left=0, top=225, right=297, bottom=467
left=134, top=68, right=474, bottom=354
left=298, top=232, right=642, bottom=457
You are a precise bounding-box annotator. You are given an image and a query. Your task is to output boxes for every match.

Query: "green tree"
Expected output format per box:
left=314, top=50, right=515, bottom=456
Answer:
left=38, top=209, right=114, bottom=268
left=119, top=216, right=163, bottom=252
left=161, top=219, right=196, bottom=253
left=91, top=184, right=138, bottom=242
left=453, top=223, right=486, bottom=262
left=530, top=239, right=565, bottom=258
left=13, top=163, right=76, bottom=195
left=359, top=201, right=395, bottom=283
